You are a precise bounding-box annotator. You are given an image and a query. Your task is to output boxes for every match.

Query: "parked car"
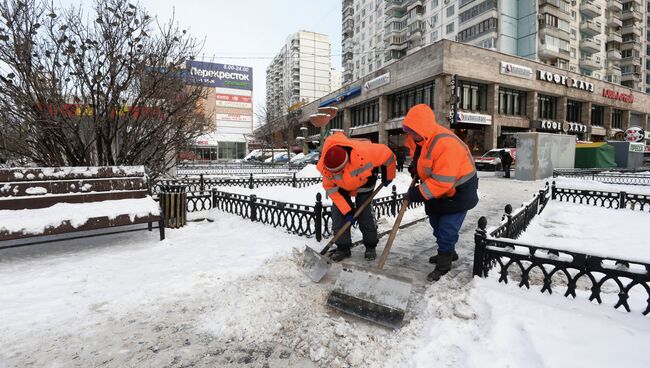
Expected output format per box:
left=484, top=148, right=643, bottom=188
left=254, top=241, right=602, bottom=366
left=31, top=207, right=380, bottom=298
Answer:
left=293, top=151, right=320, bottom=165
left=475, top=148, right=516, bottom=171
left=264, top=152, right=295, bottom=163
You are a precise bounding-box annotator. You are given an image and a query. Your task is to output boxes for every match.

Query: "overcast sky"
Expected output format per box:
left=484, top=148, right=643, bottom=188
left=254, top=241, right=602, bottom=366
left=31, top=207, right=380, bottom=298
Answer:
left=59, top=0, right=343, bottom=121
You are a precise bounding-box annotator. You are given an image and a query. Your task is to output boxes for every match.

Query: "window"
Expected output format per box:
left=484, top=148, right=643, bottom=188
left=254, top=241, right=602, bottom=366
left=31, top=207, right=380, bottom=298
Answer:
left=458, top=81, right=487, bottom=112
left=566, top=100, right=582, bottom=123
left=498, top=88, right=527, bottom=116
left=460, top=0, right=476, bottom=8
left=612, top=109, right=623, bottom=129
left=571, top=10, right=576, bottom=19
left=330, top=111, right=344, bottom=130
left=446, top=5, right=455, bottom=16
left=559, top=1, right=570, bottom=14
left=431, top=0, right=439, bottom=8
left=351, top=99, right=379, bottom=127
left=431, top=14, right=438, bottom=26
left=538, top=94, right=556, bottom=119
left=458, top=0, right=497, bottom=24
left=446, top=22, right=455, bottom=34
left=431, top=30, right=439, bottom=42
left=570, top=28, right=577, bottom=40
left=387, top=81, right=435, bottom=118
left=542, top=35, right=570, bottom=53
left=570, top=47, right=576, bottom=58
left=591, top=105, right=604, bottom=126
left=457, top=18, right=497, bottom=42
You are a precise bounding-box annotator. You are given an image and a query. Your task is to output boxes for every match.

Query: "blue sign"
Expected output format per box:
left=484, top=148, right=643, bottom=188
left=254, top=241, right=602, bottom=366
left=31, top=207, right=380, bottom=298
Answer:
left=319, top=86, right=362, bottom=107
left=186, top=61, right=253, bottom=90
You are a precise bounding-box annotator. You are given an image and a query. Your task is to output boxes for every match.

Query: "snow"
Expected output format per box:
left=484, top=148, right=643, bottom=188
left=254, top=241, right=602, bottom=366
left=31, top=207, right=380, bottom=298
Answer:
left=517, top=200, right=650, bottom=263
left=1, top=171, right=649, bottom=367
left=0, top=197, right=160, bottom=235
left=295, top=163, right=321, bottom=178
left=6, top=166, right=144, bottom=180
left=25, top=186, right=48, bottom=195
left=553, top=177, right=650, bottom=195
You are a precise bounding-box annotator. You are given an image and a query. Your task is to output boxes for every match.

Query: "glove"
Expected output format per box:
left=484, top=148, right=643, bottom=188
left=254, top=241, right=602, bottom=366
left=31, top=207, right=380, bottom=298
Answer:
left=344, top=213, right=357, bottom=226
left=407, top=185, right=426, bottom=203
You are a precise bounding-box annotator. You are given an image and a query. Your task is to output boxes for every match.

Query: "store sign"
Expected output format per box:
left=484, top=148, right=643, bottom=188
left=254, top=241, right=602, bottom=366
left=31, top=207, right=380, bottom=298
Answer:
left=624, top=126, right=645, bottom=142
left=215, top=94, right=252, bottom=103
left=602, top=88, right=634, bottom=104
left=364, top=72, right=390, bottom=92
left=629, top=142, right=645, bottom=153
left=537, top=70, right=594, bottom=92
left=449, top=74, right=458, bottom=125
left=566, top=122, right=587, bottom=134
left=186, top=61, right=252, bottom=90
left=455, top=111, right=492, bottom=125
left=216, top=113, right=252, bottom=122
left=215, top=100, right=252, bottom=109
left=287, top=100, right=307, bottom=113
left=535, top=120, right=564, bottom=132
left=500, top=61, right=533, bottom=79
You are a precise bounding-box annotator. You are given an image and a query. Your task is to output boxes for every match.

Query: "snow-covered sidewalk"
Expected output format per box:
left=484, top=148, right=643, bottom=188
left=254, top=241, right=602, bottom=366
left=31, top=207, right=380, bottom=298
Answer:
left=1, top=172, right=649, bottom=368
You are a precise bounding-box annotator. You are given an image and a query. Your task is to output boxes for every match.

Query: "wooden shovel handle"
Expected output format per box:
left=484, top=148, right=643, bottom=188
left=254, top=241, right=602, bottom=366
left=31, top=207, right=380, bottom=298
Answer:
left=319, top=184, right=385, bottom=255
left=377, top=177, right=418, bottom=270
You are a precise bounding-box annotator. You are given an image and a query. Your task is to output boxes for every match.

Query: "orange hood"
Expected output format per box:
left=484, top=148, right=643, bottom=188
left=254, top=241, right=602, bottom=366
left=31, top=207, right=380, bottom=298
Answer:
left=402, top=104, right=444, bottom=143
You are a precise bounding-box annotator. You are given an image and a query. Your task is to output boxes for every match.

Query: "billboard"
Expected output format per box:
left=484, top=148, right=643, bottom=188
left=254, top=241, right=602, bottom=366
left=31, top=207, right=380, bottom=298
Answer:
left=186, top=61, right=253, bottom=90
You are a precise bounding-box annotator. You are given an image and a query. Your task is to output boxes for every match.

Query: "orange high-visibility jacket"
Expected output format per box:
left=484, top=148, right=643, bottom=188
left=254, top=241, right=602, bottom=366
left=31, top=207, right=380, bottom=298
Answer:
left=317, top=132, right=396, bottom=215
left=403, top=104, right=477, bottom=200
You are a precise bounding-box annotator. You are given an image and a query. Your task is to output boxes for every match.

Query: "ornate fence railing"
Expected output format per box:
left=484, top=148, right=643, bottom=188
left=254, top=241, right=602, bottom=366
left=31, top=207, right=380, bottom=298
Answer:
left=551, top=182, right=650, bottom=212
left=474, top=182, right=650, bottom=316
left=192, top=185, right=424, bottom=241
left=176, top=162, right=305, bottom=176
left=553, top=168, right=650, bottom=186
left=153, top=173, right=322, bottom=196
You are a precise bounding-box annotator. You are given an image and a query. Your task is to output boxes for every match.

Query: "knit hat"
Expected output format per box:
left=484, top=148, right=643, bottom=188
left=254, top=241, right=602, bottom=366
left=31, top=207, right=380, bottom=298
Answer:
left=323, top=145, right=348, bottom=172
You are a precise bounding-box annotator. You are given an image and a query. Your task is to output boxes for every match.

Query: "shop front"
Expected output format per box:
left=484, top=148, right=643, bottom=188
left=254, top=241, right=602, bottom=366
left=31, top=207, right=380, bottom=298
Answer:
left=451, top=111, right=492, bottom=155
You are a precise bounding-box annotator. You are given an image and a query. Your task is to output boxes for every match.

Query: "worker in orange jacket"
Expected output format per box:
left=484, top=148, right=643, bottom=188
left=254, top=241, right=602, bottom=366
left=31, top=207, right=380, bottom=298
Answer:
left=403, top=104, right=479, bottom=281
left=317, top=132, right=397, bottom=262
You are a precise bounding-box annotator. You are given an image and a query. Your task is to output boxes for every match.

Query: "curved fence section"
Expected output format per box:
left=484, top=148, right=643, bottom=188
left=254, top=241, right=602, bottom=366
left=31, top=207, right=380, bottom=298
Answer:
left=553, top=169, right=650, bottom=186
left=153, top=173, right=322, bottom=196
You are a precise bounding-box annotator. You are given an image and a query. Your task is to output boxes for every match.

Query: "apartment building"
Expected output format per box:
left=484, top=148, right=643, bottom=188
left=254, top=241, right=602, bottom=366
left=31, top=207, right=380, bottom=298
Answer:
left=341, top=0, right=647, bottom=93
left=266, top=31, right=333, bottom=121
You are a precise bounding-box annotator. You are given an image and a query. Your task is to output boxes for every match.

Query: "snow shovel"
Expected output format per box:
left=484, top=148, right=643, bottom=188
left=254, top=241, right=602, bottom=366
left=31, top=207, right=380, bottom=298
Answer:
left=302, top=184, right=384, bottom=283
left=326, top=177, right=417, bottom=329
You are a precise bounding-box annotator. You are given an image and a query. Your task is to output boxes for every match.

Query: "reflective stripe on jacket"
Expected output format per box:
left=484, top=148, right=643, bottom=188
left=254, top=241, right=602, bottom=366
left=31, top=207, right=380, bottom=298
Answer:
left=317, top=132, right=396, bottom=215
left=403, top=104, right=477, bottom=201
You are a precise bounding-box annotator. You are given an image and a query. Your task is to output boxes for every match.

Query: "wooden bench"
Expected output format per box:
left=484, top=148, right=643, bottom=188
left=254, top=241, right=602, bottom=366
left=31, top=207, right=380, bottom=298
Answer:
left=0, top=166, right=164, bottom=248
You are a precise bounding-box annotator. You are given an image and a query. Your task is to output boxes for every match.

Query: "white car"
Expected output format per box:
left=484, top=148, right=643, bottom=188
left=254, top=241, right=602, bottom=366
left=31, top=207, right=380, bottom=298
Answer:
left=475, top=148, right=516, bottom=171
left=264, top=152, right=295, bottom=163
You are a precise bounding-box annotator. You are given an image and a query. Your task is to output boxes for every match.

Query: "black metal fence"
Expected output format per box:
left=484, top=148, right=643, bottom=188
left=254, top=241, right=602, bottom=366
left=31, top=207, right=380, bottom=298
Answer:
left=474, top=182, right=650, bottom=316
left=194, top=185, right=423, bottom=241
left=153, top=173, right=322, bottom=196
left=551, top=182, right=650, bottom=212
left=553, top=168, right=650, bottom=186
left=176, top=162, right=305, bottom=176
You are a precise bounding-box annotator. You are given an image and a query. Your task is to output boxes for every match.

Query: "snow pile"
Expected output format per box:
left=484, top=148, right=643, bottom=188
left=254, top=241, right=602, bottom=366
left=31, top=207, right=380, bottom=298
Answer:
left=25, top=186, right=48, bottom=195
left=0, top=197, right=160, bottom=234
left=553, top=177, right=650, bottom=195
left=295, top=164, right=321, bottom=178
left=6, top=166, right=145, bottom=180
left=517, top=201, right=650, bottom=263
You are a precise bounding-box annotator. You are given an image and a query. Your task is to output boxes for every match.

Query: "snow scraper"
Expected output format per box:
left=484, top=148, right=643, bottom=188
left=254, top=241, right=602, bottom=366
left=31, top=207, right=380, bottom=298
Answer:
left=326, top=177, right=417, bottom=329
left=302, top=184, right=384, bottom=283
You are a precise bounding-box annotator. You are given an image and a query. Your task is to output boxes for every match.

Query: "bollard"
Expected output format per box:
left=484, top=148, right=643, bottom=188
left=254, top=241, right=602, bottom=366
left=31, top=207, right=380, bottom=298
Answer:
left=315, top=193, right=323, bottom=242
left=390, top=185, right=398, bottom=216
left=250, top=194, right=257, bottom=222
left=248, top=173, right=254, bottom=190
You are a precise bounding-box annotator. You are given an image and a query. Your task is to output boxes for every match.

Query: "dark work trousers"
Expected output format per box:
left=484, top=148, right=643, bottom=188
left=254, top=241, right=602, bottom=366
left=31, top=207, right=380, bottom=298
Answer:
left=503, top=164, right=511, bottom=178
left=428, top=211, right=467, bottom=253
left=397, top=161, right=404, bottom=172
left=331, top=190, right=378, bottom=251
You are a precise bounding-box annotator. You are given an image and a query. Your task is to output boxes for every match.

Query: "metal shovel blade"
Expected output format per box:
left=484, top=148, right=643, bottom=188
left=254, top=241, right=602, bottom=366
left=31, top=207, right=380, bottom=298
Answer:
left=326, top=264, right=412, bottom=329
left=302, top=245, right=332, bottom=283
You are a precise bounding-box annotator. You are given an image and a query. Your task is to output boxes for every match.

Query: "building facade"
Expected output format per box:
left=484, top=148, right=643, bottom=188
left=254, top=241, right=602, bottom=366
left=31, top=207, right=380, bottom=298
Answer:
left=266, top=31, right=334, bottom=120
left=257, top=40, right=650, bottom=156
left=341, top=0, right=648, bottom=93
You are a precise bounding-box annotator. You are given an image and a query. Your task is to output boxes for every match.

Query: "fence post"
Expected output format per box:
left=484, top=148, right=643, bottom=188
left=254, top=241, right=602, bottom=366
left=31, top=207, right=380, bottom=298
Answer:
left=292, top=172, right=297, bottom=188
left=551, top=181, right=556, bottom=200
left=503, top=204, right=513, bottom=238
left=473, top=216, right=488, bottom=277
left=211, top=188, right=218, bottom=209
left=248, top=173, right=254, bottom=190
left=250, top=194, right=257, bottom=222
left=199, top=173, right=205, bottom=193
left=390, top=185, right=398, bottom=216
left=315, top=193, right=323, bottom=242
left=619, top=191, right=627, bottom=209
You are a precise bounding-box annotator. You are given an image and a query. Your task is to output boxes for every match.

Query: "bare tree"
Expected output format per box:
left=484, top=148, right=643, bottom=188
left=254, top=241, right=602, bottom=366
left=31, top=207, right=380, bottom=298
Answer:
left=0, top=0, right=209, bottom=176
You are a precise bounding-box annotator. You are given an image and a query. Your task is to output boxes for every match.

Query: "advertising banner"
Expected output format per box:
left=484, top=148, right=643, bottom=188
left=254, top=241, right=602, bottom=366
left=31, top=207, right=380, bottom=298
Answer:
left=363, top=72, right=390, bottom=92
left=186, top=61, right=253, bottom=90
left=216, top=113, right=253, bottom=122
left=215, top=94, right=252, bottom=103
left=500, top=61, right=533, bottom=79
left=214, top=107, right=253, bottom=115
left=215, top=100, right=253, bottom=109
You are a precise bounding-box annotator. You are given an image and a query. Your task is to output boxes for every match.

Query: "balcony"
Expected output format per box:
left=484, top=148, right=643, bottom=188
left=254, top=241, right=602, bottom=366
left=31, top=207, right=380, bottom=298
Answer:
left=342, top=19, right=354, bottom=36
left=580, top=0, right=601, bottom=18
left=580, top=37, right=602, bottom=53
left=620, top=41, right=641, bottom=52
left=621, top=24, right=641, bottom=36
left=621, top=73, right=640, bottom=83
left=579, top=55, right=601, bottom=70
left=620, top=56, right=641, bottom=66
left=607, top=49, right=622, bottom=60
left=539, top=44, right=571, bottom=61
left=607, top=16, right=622, bottom=28
left=580, top=19, right=602, bottom=35
left=621, top=9, right=642, bottom=21
left=621, top=0, right=642, bottom=7
left=607, top=0, right=623, bottom=11
left=606, top=32, right=622, bottom=43
left=342, top=7, right=353, bottom=21
left=385, top=0, right=407, bottom=14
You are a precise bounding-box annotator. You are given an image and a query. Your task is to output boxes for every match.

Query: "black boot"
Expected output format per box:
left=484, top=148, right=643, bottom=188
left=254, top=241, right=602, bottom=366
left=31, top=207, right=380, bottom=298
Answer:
left=429, top=250, right=459, bottom=264
left=364, top=247, right=376, bottom=260
left=427, top=251, right=454, bottom=282
left=330, top=246, right=352, bottom=262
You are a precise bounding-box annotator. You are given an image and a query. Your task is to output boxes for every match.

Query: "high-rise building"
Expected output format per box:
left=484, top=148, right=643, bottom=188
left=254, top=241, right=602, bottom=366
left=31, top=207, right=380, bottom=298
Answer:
left=266, top=31, right=334, bottom=120
left=341, top=0, right=647, bottom=93
left=331, top=68, right=343, bottom=91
